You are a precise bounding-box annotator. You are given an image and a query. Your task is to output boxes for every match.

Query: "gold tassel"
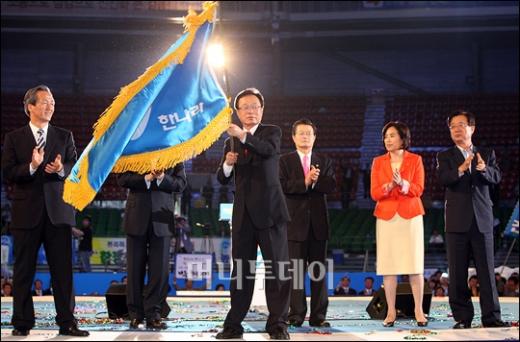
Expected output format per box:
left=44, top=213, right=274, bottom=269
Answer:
left=63, top=156, right=98, bottom=210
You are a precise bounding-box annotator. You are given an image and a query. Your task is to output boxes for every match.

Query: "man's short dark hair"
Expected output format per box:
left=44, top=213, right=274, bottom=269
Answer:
left=382, top=121, right=411, bottom=150
left=233, top=87, right=264, bottom=110
left=447, top=109, right=476, bottom=127
left=365, top=276, right=374, bottom=283
left=291, top=118, right=317, bottom=136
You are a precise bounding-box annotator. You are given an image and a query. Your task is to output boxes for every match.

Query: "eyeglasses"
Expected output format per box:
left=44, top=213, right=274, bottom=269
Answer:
left=238, top=104, right=261, bottom=111
left=449, top=122, right=471, bottom=130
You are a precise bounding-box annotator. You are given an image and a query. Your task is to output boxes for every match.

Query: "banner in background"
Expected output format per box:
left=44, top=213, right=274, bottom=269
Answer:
left=175, top=253, right=212, bottom=280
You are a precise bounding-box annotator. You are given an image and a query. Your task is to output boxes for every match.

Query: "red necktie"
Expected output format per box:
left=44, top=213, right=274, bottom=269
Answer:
left=302, top=155, right=310, bottom=176
left=243, top=130, right=250, bottom=157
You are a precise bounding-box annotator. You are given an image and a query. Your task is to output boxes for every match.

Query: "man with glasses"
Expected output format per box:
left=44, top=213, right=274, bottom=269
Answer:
left=279, top=119, right=336, bottom=328
left=437, top=110, right=509, bottom=329
left=216, top=88, right=291, bottom=340
left=1, top=85, right=89, bottom=337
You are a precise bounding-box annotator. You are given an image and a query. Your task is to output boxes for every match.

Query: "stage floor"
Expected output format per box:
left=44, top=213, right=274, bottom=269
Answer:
left=1, top=296, right=518, bottom=340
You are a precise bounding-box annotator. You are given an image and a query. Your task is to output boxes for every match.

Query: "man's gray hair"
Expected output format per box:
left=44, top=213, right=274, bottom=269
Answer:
left=23, top=84, right=52, bottom=116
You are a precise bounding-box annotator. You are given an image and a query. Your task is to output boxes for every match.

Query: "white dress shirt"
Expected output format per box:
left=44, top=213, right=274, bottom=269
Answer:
left=28, top=122, right=65, bottom=177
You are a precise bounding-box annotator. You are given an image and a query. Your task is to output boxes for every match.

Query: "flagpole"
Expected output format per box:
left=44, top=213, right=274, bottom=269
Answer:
left=215, top=1, right=234, bottom=153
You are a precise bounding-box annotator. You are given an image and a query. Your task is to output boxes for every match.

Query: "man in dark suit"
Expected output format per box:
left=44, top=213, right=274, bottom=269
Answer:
left=215, top=88, right=291, bottom=340
left=437, top=110, right=509, bottom=329
left=333, top=276, right=358, bottom=296
left=118, top=164, right=186, bottom=330
left=1, top=85, right=89, bottom=337
left=31, top=279, right=51, bottom=296
left=279, top=118, right=335, bottom=328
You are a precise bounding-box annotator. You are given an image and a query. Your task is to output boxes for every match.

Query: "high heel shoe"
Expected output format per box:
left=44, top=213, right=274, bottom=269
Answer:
left=415, top=309, right=428, bottom=327
left=383, top=320, right=395, bottom=327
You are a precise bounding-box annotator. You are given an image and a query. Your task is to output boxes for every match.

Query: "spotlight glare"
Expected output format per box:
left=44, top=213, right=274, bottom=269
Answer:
left=207, top=43, right=225, bottom=68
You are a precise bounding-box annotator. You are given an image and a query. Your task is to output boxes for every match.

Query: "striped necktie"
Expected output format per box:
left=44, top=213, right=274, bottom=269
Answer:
left=36, top=128, right=46, bottom=149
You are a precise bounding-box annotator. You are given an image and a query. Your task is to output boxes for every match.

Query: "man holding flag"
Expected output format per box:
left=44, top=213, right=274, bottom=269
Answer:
left=118, top=165, right=186, bottom=330
left=216, top=88, right=291, bottom=340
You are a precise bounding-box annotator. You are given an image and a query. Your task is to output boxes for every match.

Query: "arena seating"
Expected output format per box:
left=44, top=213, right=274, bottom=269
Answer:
left=1, top=93, right=517, bottom=202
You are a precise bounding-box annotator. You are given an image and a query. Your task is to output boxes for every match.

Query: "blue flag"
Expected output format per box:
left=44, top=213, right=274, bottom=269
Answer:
left=63, top=2, right=231, bottom=210
left=504, top=201, right=519, bottom=238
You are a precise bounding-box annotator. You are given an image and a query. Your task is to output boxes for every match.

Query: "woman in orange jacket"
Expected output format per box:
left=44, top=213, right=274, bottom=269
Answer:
left=370, top=121, right=427, bottom=327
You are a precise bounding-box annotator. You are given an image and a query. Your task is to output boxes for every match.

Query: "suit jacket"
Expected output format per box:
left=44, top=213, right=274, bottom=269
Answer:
left=333, top=286, right=357, bottom=296
left=371, top=151, right=425, bottom=220
left=437, top=146, right=501, bottom=233
left=216, top=124, right=290, bottom=231
left=1, top=125, right=77, bottom=229
left=31, top=289, right=51, bottom=296
left=118, top=164, right=187, bottom=237
left=279, top=151, right=336, bottom=241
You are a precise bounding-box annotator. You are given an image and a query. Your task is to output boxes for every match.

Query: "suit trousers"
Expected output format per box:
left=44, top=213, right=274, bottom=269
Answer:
left=288, top=228, right=328, bottom=324
left=11, top=208, right=75, bottom=330
left=126, top=222, right=171, bottom=321
left=445, top=217, right=501, bottom=324
left=224, top=208, right=291, bottom=333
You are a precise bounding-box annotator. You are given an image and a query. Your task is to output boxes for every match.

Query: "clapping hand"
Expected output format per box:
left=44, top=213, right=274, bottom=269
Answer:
left=458, top=153, right=474, bottom=173
left=44, top=154, right=63, bottom=174
left=383, top=182, right=395, bottom=193
left=305, top=165, right=320, bottom=187
left=31, top=146, right=45, bottom=170
left=145, top=169, right=165, bottom=182
left=475, top=153, right=486, bottom=172
left=392, top=168, right=403, bottom=187
left=151, top=169, right=165, bottom=181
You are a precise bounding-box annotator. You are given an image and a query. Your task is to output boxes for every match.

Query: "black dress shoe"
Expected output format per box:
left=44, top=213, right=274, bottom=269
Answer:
left=146, top=319, right=167, bottom=330
left=129, top=318, right=144, bottom=329
left=59, top=324, right=90, bottom=337
left=268, top=327, right=290, bottom=340
left=453, top=321, right=472, bottom=329
left=288, top=319, right=303, bottom=327
left=309, top=320, right=331, bottom=328
left=12, top=328, right=30, bottom=336
left=482, top=320, right=511, bottom=328
left=215, top=327, right=243, bottom=339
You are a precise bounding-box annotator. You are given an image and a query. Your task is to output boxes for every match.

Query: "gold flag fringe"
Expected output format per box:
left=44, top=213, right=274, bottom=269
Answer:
left=112, top=106, right=232, bottom=173
left=63, top=154, right=97, bottom=211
